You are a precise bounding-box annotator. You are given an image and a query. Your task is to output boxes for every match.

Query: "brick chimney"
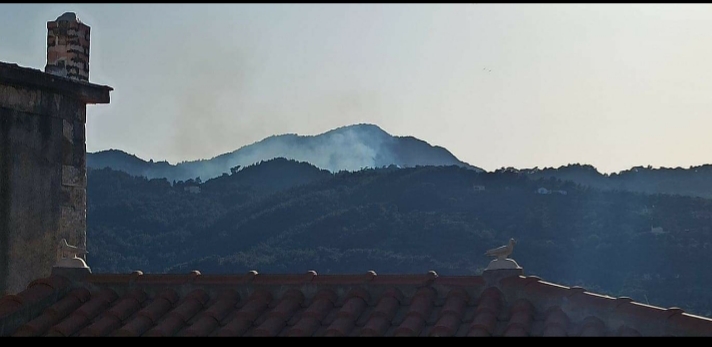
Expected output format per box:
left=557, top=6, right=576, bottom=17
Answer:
left=45, top=12, right=90, bottom=81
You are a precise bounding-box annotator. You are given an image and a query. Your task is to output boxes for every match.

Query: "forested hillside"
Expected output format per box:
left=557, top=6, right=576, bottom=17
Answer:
left=87, top=159, right=712, bottom=317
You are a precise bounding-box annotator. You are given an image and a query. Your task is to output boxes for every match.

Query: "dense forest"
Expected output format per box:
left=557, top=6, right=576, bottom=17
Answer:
left=522, top=163, right=712, bottom=199
left=87, top=158, right=712, bottom=317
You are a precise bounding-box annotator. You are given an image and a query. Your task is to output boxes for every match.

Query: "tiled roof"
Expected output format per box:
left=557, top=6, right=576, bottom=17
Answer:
left=1, top=268, right=712, bottom=337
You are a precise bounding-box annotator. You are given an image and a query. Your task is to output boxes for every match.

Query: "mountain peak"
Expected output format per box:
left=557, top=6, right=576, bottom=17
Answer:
left=88, top=124, right=481, bottom=181
left=330, top=123, right=389, bottom=134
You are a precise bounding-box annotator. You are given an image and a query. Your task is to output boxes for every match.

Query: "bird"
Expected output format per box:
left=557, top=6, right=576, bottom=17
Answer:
left=485, top=238, right=516, bottom=260
left=56, top=238, right=88, bottom=260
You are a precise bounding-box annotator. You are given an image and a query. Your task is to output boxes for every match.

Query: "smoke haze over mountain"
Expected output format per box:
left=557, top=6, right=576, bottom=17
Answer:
left=88, top=123, right=480, bottom=182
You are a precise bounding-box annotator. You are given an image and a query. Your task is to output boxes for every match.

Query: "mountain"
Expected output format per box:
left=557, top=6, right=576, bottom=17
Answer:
left=87, top=160, right=712, bottom=317
left=87, top=123, right=481, bottom=182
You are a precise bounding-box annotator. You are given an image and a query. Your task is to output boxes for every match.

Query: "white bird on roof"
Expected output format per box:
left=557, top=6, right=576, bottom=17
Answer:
left=56, top=238, right=87, bottom=261
left=485, top=238, right=516, bottom=260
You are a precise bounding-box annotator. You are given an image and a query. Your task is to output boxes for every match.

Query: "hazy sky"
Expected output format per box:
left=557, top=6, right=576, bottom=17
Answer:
left=2, top=4, right=712, bottom=173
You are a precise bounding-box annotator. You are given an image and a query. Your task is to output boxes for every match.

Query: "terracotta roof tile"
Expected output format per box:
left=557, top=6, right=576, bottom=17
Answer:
left=113, top=289, right=179, bottom=337
left=12, top=312, right=56, bottom=337
left=179, top=317, right=218, bottom=337
left=268, top=289, right=304, bottom=319
left=134, top=272, right=201, bottom=286
left=0, top=295, right=24, bottom=319
left=360, top=315, right=391, bottom=336
left=568, top=291, right=618, bottom=315
left=369, top=272, right=438, bottom=286
left=83, top=273, right=137, bottom=285
left=287, top=316, right=321, bottom=336
left=251, top=272, right=315, bottom=285
left=429, top=290, right=469, bottom=337
left=579, top=316, right=608, bottom=337
left=506, top=299, right=535, bottom=334
left=541, top=306, right=570, bottom=336
left=614, top=301, right=670, bottom=327
left=337, top=297, right=367, bottom=321
left=433, top=276, right=485, bottom=287
left=300, top=291, right=336, bottom=321
left=511, top=279, right=572, bottom=305
left=508, top=308, right=534, bottom=329
left=45, top=288, right=118, bottom=337
left=214, top=317, right=252, bottom=337
left=236, top=290, right=272, bottom=320
left=369, top=294, right=400, bottom=320
left=192, top=272, right=256, bottom=286
left=78, top=288, right=148, bottom=336
left=470, top=310, right=497, bottom=335
left=26, top=275, right=70, bottom=292
left=430, top=312, right=461, bottom=336
left=324, top=317, right=353, bottom=336
left=214, top=290, right=272, bottom=337
left=406, top=288, right=435, bottom=318
left=18, top=284, right=56, bottom=304
left=542, top=325, right=568, bottom=337
left=12, top=288, right=90, bottom=337
left=143, top=289, right=210, bottom=337
left=251, top=289, right=305, bottom=336
left=142, top=314, right=183, bottom=337
left=474, top=287, right=502, bottom=316
left=395, top=315, right=426, bottom=336
left=499, top=275, right=537, bottom=289
left=503, top=325, right=529, bottom=337
left=113, top=316, right=153, bottom=337
left=667, top=312, right=712, bottom=336
left=311, top=271, right=377, bottom=285
left=178, top=291, right=239, bottom=336
left=0, top=275, right=70, bottom=320
left=252, top=316, right=287, bottom=337
left=616, top=325, right=641, bottom=336
left=467, top=326, right=492, bottom=337
left=181, top=289, right=240, bottom=337
left=324, top=293, right=369, bottom=336
left=3, top=270, right=712, bottom=336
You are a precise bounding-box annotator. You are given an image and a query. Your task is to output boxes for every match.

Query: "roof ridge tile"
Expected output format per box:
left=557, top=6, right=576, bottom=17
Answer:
left=311, top=271, right=377, bottom=285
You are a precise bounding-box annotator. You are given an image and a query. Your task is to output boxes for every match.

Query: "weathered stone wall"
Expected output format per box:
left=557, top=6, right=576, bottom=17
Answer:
left=0, top=83, right=87, bottom=295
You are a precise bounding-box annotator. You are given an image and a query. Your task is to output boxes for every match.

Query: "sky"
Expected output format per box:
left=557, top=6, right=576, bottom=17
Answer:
left=2, top=4, right=712, bottom=174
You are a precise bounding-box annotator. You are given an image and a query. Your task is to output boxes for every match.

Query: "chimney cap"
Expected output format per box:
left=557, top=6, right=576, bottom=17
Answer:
left=56, top=12, right=80, bottom=23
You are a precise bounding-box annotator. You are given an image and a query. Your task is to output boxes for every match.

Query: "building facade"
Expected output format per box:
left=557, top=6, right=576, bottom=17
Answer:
left=0, top=12, right=112, bottom=295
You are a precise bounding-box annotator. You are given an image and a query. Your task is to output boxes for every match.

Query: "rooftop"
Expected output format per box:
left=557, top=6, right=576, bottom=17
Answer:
left=0, top=62, right=111, bottom=104
left=1, top=268, right=711, bottom=337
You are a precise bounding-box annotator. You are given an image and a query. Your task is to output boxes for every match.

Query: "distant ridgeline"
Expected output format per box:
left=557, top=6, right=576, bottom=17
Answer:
left=88, top=159, right=712, bottom=317
left=88, top=125, right=712, bottom=200
left=516, top=163, right=712, bottom=199
left=86, top=124, right=481, bottom=183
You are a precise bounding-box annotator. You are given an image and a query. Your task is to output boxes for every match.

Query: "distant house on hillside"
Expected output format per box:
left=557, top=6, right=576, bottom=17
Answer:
left=536, top=188, right=567, bottom=195
left=651, top=226, right=666, bottom=235
left=184, top=185, right=201, bottom=194
left=536, top=187, right=550, bottom=195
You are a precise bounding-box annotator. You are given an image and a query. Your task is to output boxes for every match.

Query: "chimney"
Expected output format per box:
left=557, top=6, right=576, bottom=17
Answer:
left=0, top=12, right=112, bottom=295
left=45, top=12, right=90, bottom=81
